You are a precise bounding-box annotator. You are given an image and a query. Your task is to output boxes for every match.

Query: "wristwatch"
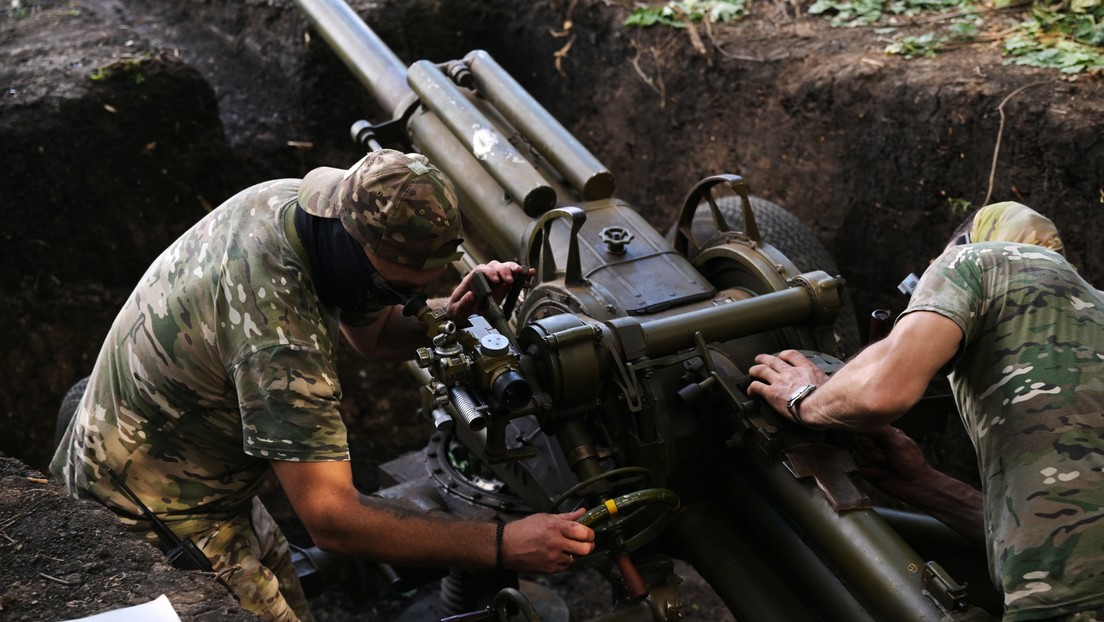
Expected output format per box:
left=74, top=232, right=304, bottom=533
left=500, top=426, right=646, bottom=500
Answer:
left=785, top=383, right=817, bottom=424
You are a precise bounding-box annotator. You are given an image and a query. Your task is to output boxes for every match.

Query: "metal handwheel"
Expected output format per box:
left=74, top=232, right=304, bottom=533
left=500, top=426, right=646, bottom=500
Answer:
left=492, top=587, right=540, bottom=622
left=548, top=466, right=653, bottom=512
left=571, top=488, right=681, bottom=570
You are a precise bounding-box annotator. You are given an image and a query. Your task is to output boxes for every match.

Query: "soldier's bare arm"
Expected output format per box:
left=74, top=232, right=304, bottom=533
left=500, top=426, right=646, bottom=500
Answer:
left=270, top=459, right=594, bottom=574
left=748, top=310, right=963, bottom=431
left=340, top=304, right=438, bottom=361
left=855, top=426, right=984, bottom=540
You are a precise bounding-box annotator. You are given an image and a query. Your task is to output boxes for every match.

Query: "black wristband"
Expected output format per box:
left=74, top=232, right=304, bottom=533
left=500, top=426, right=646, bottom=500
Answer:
left=495, top=521, right=506, bottom=570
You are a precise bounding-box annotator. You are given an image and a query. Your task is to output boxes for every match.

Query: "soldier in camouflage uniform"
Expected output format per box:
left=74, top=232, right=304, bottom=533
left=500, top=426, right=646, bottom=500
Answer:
left=51, top=149, right=595, bottom=622
left=747, top=202, right=1104, bottom=621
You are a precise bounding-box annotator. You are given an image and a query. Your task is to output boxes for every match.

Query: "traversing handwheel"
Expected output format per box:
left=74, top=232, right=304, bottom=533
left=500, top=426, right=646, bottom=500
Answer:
left=548, top=466, right=652, bottom=512
left=571, top=488, right=680, bottom=570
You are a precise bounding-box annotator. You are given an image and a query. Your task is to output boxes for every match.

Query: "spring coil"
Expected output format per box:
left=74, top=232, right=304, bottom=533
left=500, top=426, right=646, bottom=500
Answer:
left=448, top=386, right=487, bottom=431
left=439, top=570, right=468, bottom=615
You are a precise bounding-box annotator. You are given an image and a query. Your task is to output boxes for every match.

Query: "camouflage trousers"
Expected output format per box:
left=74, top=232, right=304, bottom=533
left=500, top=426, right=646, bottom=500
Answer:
left=134, top=497, right=314, bottom=622
left=1035, top=610, right=1104, bottom=622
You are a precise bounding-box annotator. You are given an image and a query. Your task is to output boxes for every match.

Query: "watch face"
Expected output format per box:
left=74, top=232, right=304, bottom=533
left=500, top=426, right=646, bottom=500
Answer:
left=786, top=384, right=815, bottom=418
left=788, top=384, right=811, bottom=405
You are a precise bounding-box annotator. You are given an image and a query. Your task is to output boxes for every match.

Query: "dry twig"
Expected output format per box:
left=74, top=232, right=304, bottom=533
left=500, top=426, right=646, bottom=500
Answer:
left=628, top=39, right=667, bottom=107
left=39, top=572, right=78, bottom=586
left=0, top=498, right=48, bottom=531
left=680, top=11, right=712, bottom=63
left=554, top=36, right=575, bottom=77
left=984, top=80, right=1055, bottom=206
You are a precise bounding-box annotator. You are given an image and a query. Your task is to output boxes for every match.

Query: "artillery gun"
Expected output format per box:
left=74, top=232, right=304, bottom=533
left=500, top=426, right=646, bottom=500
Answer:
left=291, top=1, right=998, bottom=619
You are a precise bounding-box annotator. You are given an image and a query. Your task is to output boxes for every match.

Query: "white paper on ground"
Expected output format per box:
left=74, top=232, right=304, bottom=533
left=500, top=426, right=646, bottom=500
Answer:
left=60, top=594, right=182, bottom=622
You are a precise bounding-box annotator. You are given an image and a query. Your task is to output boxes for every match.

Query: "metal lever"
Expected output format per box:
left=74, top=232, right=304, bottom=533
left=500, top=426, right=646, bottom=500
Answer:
left=523, top=206, right=588, bottom=286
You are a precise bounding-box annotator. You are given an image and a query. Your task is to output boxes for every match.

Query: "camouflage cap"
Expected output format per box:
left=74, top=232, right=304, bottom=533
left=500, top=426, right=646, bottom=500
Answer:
left=298, top=149, right=464, bottom=269
left=970, top=201, right=1064, bottom=256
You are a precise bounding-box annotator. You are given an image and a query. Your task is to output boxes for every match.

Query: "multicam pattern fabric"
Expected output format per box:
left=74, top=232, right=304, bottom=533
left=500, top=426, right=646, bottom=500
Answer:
left=298, top=149, right=464, bottom=270
left=118, top=497, right=313, bottom=622
left=200, top=498, right=313, bottom=622
left=112, top=499, right=311, bottom=622
left=1043, top=610, right=1104, bottom=622
left=51, top=178, right=352, bottom=620
left=902, top=242, right=1104, bottom=621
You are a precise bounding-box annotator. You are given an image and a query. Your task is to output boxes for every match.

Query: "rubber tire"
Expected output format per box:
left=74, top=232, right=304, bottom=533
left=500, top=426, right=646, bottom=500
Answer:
left=55, top=376, right=90, bottom=451
left=671, top=195, right=862, bottom=355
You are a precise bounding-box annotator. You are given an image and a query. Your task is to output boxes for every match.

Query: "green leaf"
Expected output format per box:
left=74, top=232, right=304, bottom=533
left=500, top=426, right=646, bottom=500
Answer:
left=624, top=0, right=1104, bottom=75
left=625, top=6, right=685, bottom=27
left=709, top=1, right=748, bottom=21
left=886, top=32, right=943, bottom=57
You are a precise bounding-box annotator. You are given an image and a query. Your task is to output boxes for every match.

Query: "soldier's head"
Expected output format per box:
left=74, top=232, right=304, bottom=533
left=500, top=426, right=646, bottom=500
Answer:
left=946, top=201, right=1064, bottom=256
left=298, top=149, right=464, bottom=270
left=296, top=150, right=465, bottom=311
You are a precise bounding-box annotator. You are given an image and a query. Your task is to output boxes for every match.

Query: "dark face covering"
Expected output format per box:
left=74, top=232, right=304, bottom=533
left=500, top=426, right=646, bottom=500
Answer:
left=294, top=206, right=420, bottom=313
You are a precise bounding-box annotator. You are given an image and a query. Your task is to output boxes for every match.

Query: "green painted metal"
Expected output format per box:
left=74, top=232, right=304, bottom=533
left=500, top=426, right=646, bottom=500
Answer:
left=291, top=0, right=412, bottom=117
left=289, top=1, right=996, bottom=619
left=464, top=50, right=615, bottom=201
left=407, top=60, right=556, bottom=216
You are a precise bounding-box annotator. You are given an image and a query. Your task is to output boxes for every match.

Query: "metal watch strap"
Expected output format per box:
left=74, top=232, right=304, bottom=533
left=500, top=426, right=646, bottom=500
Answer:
left=786, top=384, right=817, bottom=424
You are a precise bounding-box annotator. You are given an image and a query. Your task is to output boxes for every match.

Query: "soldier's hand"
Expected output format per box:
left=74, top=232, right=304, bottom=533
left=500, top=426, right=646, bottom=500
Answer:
left=747, top=350, right=830, bottom=421
left=853, top=425, right=935, bottom=501
left=445, top=261, right=534, bottom=320
left=502, top=508, right=594, bottom=574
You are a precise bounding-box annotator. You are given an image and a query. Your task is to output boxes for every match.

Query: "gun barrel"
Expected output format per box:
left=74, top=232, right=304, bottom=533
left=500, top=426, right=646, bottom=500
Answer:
left=407, top=110, right=533, bottom=257
left=292, top=0, right=413, bottom=118
left=407, top=60, right=557, bottom=216
left=464, top=50, right=615, bottom=201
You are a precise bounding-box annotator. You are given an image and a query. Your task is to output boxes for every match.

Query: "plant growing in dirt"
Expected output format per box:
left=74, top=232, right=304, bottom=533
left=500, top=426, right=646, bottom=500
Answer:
left=624, top=0, right=750, bottom=27
left=625, top=0, right=1104, bottom=72
left=89, top=55, right=152, bottom=84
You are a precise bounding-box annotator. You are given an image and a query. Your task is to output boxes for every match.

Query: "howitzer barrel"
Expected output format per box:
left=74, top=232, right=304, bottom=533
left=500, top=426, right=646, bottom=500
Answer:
left=407, top=60, right=557, bottom=216
left=673, top=502, right=863, bottom=621
left=464, top=50, right=615, bottom=201
left=292, top=0, right=605, bottom=258
left=293, top=0, right=547, bottom=256
left=292, top=0, right=413, bottom=118
left=735, top=448, right=952, bottom=620
left=406, top=110, right=533, bottom=258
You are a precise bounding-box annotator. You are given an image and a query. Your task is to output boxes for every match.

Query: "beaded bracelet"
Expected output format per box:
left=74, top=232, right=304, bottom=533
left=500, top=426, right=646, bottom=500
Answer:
left=495, top=521, right=505, bottom=570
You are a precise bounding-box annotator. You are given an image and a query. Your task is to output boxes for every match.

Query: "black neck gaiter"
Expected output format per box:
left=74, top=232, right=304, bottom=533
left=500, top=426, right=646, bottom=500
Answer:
left=293, top=206, right=409, bottom=313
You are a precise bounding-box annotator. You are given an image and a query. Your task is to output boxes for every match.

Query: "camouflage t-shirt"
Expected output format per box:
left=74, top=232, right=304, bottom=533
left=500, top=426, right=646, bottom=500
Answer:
left=51, top=179, right=352, bottom=521
left=902, top=242, right=1104, bottom=620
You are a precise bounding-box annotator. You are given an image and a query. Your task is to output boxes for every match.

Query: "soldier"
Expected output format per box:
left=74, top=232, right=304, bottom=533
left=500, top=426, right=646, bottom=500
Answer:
left=748, top=201, right=1104, bottom=621
left=51, top=149, right=595, bottom=622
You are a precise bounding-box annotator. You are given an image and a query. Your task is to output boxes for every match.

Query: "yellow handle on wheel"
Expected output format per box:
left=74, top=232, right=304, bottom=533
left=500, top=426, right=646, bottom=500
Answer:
left=604, top=498, right=619, bottom=519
